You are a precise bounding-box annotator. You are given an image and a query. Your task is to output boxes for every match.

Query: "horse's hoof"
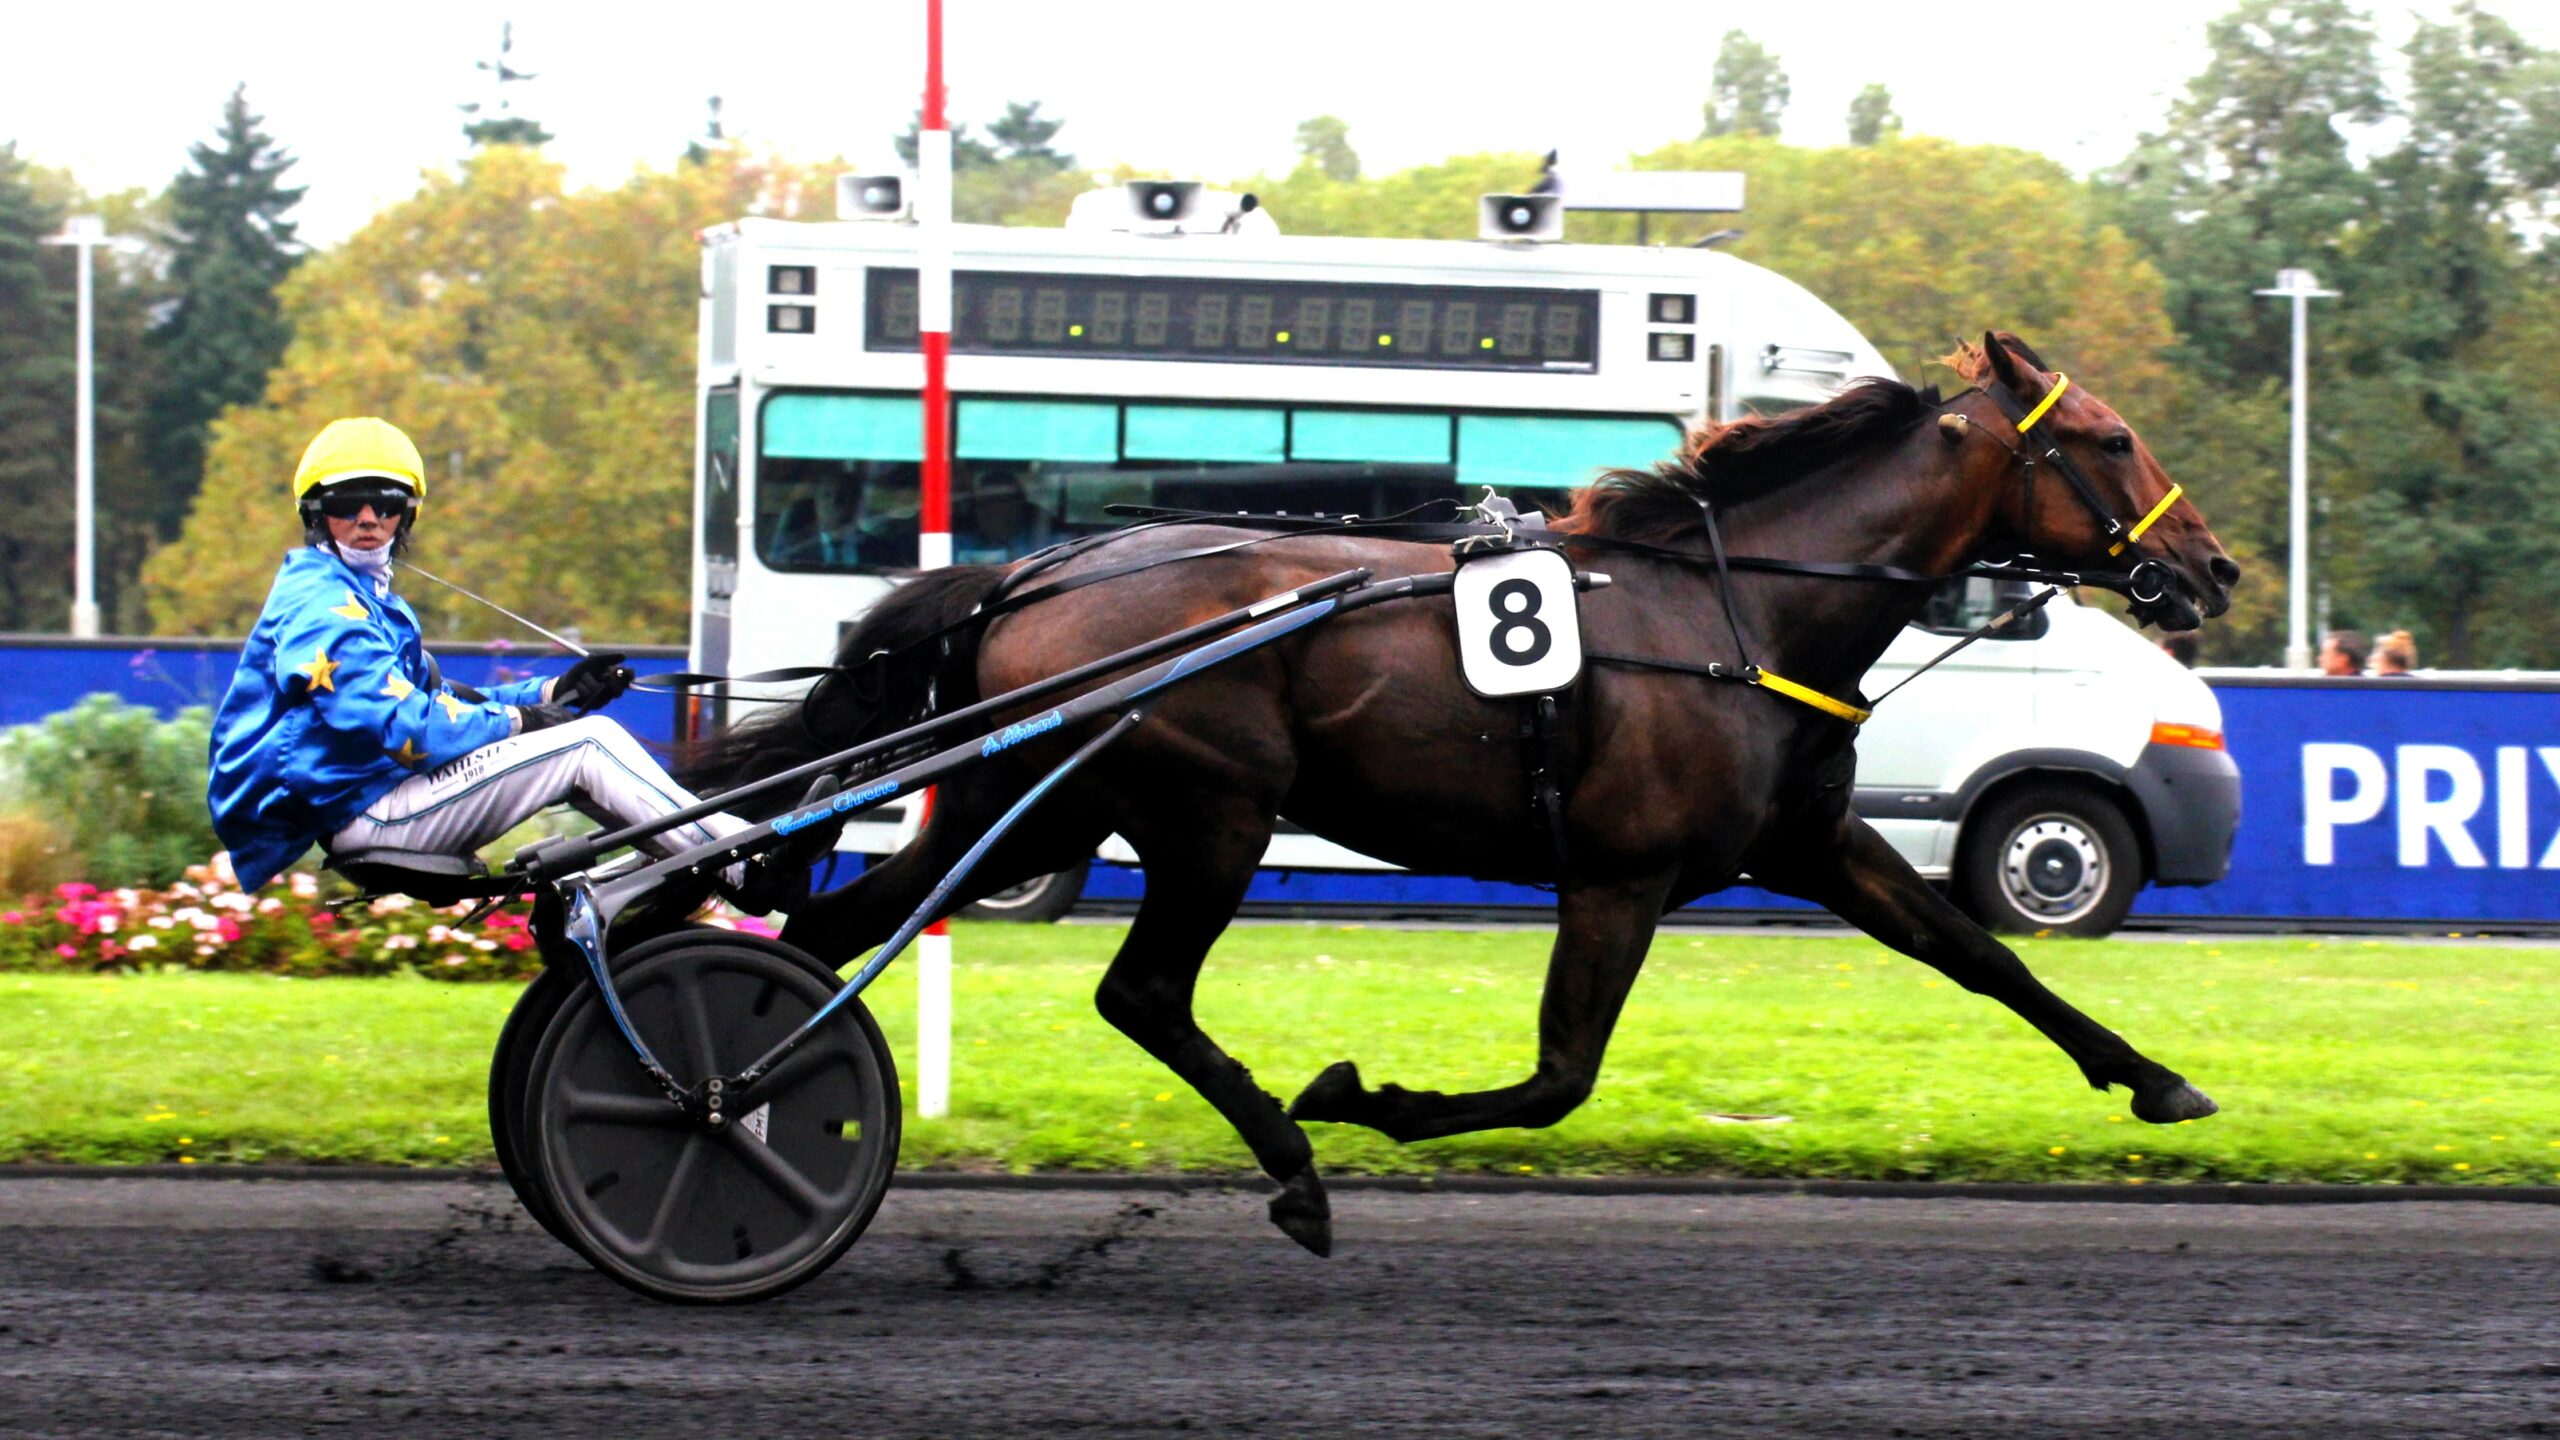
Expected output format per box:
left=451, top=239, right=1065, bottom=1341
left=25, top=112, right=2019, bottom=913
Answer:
left=2133, top=1078, right=2219, bottom=1124
left=1267, top=1169, right=1333, bottom=1257
left=1288, top=1061, right=1367, bottom=1124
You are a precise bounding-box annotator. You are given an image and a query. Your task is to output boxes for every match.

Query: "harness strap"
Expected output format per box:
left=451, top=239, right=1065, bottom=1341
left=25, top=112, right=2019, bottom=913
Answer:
left=2110, top=483, right=2184, bottom=556
left=2014, top=372, right=2072, bottom=432
left=1751, top=668, right=1872, bottom=725
left=1582, top=651, right=1870, bottom=726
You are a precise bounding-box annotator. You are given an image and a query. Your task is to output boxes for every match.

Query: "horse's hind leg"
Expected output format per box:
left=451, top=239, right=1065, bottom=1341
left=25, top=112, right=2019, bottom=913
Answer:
left=1290, top=871, right=1674, bottom=1143
left=1094, top=801, right=1337, bottom=1254
left=1756, top=814, right=2215, bottom=1123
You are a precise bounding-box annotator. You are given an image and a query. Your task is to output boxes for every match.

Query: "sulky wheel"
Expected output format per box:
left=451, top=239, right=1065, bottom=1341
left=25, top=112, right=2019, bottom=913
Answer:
left=488, top=963, right=580, bottom=1246
left=525, top=929, right=901, bottom=1304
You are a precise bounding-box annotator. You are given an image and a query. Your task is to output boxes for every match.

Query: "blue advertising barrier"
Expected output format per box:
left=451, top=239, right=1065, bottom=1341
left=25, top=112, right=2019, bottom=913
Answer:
left=0, top=636, right=691, bottom=751
left=2137, top=676, right=2560, bottom=926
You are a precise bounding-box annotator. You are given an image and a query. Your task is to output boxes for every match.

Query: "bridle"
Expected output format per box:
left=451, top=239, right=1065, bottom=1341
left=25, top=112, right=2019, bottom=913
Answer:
left=1972, top=374, right=2186, bottom=608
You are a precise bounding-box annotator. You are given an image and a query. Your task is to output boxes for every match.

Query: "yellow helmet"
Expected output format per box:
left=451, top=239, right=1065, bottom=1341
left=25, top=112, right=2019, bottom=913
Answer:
left=293, top=417, right=427, bottom=501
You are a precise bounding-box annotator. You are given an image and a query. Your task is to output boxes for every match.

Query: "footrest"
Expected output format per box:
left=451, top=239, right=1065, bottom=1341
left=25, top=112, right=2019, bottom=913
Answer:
left=326, top=847, right=495, bottom=905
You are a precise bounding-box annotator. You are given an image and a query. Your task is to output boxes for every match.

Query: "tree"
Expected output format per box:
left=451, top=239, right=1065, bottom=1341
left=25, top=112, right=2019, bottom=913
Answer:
left=146, top=86, right=303, bottom=548
left=0, top=144, right=74, bottom=631
left=1846, top=84, right=1899, bottom=146
left=143, top=147, right=839, bottom=641
left=1294, top=116, right=1359, bottom=183
left=986, top=101, right=1072, bottom=171
left=2317, top=4, right=2560, bottom=665
left=1701, top=31, right=1789, bottom=138
left=2101, top=0, right=2387, bottom=387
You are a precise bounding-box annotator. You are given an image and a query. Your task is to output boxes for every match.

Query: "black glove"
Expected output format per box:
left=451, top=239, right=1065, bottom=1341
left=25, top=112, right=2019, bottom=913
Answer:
left=515, top=701, right=575, bottom=734
left=552, top=652, right=633, bottom=713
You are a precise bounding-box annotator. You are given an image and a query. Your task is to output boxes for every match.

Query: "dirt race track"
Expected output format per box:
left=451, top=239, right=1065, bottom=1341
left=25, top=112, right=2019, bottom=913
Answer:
left=3, top=1176, right=2556, bottom=1439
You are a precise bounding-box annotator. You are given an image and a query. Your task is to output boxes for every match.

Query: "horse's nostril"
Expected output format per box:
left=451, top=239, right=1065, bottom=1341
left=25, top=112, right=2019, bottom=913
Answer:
left=2209, top=556, right=2242, bottom=587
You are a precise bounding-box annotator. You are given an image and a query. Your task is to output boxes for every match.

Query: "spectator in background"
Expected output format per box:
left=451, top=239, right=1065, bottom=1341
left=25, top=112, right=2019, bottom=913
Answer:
left=2159, top=630, right=2200, bottom=668
left=2318, top=629, right=2369, bottom=677
left=2373, top=630, right=2418, bottom=677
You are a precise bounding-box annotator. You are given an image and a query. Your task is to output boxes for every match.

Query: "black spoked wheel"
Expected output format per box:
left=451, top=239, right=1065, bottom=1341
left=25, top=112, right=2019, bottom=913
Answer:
left=488, top=964, right=579, bottom=1246
left=526, top=930, right=902, bottom=1304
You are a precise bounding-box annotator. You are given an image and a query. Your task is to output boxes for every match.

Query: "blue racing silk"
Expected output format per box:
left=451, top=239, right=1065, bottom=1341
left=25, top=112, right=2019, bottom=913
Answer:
left=208, top=546, right=549, bottom=889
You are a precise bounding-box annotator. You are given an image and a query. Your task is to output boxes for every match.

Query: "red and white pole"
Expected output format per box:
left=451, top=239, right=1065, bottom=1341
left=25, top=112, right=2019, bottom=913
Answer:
left=913, top=0, right=954, bottom=1120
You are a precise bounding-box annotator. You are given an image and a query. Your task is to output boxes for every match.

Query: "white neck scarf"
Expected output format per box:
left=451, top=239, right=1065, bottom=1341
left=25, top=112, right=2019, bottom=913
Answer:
left=333, top=542, right=394, bottom=597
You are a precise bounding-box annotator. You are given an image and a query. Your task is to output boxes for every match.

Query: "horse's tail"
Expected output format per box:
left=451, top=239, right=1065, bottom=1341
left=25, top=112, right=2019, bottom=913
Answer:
left=676, top=564, right=1011, bottom=811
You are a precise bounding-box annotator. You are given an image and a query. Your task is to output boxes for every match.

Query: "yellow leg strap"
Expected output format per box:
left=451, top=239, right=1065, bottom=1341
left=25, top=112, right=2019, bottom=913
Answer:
left=2014, top=373, right=2071, bottom=432
left=1754, top=668, right=1871, bottom=725
left=2108, top=482, right=2185, bottom=556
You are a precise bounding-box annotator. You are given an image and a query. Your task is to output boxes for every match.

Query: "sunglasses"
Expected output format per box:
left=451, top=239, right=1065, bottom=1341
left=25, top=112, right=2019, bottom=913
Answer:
left=314, top=487, right=415, bottom=520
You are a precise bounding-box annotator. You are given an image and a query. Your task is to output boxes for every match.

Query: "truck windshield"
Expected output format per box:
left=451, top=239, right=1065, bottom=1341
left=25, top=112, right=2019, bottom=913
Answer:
left=751, top=393, right=1681, bottom=571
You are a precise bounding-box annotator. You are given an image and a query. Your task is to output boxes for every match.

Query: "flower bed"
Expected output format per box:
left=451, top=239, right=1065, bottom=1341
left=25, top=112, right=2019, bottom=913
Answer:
left=0, top=857, right=776, bottom=982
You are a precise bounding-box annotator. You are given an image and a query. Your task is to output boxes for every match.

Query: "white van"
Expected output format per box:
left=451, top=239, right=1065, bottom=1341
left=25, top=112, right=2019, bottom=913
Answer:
left=1854, top=576, right=2239, bottom=936
left=946, top=574, right=2240, bottom=938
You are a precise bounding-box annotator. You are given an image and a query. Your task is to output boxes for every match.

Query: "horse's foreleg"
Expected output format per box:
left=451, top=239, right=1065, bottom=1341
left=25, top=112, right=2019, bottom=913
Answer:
left=1290, top=872, right=1672, bottom=1143
left=1755, top=815, right=2215, bottom=1123
left=1096, top=805, right=1337, bottom=1255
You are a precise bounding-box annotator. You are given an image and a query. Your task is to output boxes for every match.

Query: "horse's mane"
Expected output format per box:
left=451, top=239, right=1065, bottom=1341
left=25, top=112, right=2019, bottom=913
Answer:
left=1556, top=377, right=1942, bottom=545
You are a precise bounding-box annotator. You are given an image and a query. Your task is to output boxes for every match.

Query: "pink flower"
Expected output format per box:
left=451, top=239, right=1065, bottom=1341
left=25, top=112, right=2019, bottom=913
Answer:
left=214, top=918, right=242, bottom=944
left=500, top=933, right=534, bottom=952
left=306, top=912, right=336, bottom=930
left=1, top=911, right=20, bottom=925
left=55, top=882, right=97, bottom=902
left=99, top=941, right=125, bottom=961
left=54, top=944, right=76, bottom=959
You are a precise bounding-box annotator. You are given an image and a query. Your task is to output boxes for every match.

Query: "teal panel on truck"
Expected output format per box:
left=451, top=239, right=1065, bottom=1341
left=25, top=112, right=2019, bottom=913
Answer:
left=956, top=399, right=1119, bottom=461
left=1290, top=409, right=1452, bottom=464
left=761, top=393, right=920, bottom=461
left=1456, top=414, right=1681, bottom=489
left=1124, top=404, right=1286, bottom=462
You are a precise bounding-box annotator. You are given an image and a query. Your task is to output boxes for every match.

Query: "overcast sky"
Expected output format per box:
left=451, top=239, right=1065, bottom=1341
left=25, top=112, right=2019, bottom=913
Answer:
left=9, top=0, right=2555, bottom=246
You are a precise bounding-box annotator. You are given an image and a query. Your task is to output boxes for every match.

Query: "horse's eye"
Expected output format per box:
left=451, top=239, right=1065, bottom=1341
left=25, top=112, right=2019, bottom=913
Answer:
left=2102, top=433, right=2134, bottom=456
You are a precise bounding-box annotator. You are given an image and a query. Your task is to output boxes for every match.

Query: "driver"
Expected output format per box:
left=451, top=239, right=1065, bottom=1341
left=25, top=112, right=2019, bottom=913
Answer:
left=207, top=417, right=804, bottom=912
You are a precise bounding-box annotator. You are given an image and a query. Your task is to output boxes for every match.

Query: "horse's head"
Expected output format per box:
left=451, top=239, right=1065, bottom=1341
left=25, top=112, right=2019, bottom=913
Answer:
left=1948, top=332, right=2239, bottom=631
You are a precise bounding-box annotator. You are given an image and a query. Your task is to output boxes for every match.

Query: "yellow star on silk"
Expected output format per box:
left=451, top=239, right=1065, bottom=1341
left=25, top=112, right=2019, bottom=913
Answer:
left=390, top=738, right=429, bottom=767
left=295, top=647, right=341, bottom=693
left=435, top=692, right=474, bottom=723
left=381, top=675, right=416, bottom=701
left=329, top=589, right=368, bottom=621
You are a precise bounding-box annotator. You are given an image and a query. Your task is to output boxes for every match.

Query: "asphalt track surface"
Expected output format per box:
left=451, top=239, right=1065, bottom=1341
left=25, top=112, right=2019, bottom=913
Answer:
left=6, top=1177, right=2559, bottom=1438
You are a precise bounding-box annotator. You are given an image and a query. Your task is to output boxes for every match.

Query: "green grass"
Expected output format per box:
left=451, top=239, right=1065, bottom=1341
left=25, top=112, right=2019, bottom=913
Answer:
left=7, top=925, right=2559, bottom=1184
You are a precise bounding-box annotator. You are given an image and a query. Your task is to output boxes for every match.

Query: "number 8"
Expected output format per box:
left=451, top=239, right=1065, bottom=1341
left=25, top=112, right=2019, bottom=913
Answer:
left=1488, top=579, right=1552, bottom=665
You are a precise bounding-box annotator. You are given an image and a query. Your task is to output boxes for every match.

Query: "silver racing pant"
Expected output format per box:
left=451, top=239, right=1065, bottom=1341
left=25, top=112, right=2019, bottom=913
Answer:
left=328, top=715, right=749, bottom=871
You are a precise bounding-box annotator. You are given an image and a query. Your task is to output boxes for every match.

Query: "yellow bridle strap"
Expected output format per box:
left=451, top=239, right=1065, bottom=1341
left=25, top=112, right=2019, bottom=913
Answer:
left=1754, top=668, right=1871, bottom=725
left=2108, top=482, right=2185, bottom=556
left=2014, top=373, right=2071, bottom=432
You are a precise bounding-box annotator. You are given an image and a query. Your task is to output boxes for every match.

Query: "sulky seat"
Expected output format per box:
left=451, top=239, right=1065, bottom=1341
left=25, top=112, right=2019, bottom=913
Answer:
left=326, top=847, right=498, bottom=907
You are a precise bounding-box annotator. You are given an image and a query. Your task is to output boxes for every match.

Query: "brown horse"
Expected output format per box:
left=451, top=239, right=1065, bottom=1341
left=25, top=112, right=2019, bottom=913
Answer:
left=691, top=333, right=2239, bottom=1255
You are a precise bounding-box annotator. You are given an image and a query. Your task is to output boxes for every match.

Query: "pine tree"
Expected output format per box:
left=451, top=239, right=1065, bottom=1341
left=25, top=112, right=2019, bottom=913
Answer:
left=1846, top=85, right=1900, bottom=146
left=0, top=144, right=74, bottom=629
left=145, top=85, right=302, bottom=543
left=1701, top=32, right=1789, bottom=139
left=986, top=101, right=1072, bottom=170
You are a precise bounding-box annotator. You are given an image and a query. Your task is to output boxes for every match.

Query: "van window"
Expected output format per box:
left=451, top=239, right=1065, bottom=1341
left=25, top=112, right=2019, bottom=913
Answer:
left=1916, top=576, right=2049, bottom=639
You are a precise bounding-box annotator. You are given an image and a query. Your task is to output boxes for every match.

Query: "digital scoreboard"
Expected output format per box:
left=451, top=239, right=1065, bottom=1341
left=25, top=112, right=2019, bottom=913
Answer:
left=864, top=268, right=1600, bottom=372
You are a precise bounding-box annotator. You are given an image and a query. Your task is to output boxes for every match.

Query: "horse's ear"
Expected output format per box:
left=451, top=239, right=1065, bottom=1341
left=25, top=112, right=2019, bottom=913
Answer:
left=1981, top=330, right=2023, bottom=390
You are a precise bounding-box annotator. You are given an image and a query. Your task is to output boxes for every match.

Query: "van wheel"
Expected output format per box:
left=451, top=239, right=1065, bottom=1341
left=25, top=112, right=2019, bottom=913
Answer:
left=960, top=861, right=1088, bottom=923
left=1958, top=786, right=2141, bottom=938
